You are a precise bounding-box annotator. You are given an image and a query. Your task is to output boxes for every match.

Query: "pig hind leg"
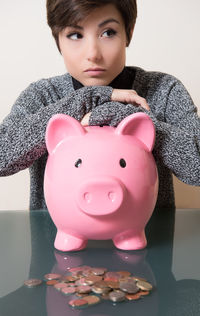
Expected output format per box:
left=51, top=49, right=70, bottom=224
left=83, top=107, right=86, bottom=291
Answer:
left=113, top=229, right=147, bottom=250
left=54, top=230, right=88, bottom=251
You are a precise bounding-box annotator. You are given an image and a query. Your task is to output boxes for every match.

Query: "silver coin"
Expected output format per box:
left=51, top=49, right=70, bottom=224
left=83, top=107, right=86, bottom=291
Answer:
left=136, top=280, right=153, bottom=291
left=109, top=290, right=126, bottom=302
left=119, top=281, right=139, bottom=294
left=76, top=285, right=91, bottom=294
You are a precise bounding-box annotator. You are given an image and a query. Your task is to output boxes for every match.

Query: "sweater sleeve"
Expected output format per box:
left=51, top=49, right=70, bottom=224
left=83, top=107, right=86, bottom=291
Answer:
left=143, top=79, right=200, bottom=186
left=0, top=82, right=112, bottom=176
left=136, top=79, right=200, bottom=186
left=89, top=77, right=200, bottom=186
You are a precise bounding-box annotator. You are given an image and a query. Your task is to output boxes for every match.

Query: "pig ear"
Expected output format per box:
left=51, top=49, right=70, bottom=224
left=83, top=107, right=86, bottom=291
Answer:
left=45, top=114, right=86, bottom=154
left=115, top=113, right=155, bottom=152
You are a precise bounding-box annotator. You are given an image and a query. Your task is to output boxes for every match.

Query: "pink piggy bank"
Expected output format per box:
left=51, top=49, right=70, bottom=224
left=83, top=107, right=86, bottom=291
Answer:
left=44, top=113, right=158, bottom=252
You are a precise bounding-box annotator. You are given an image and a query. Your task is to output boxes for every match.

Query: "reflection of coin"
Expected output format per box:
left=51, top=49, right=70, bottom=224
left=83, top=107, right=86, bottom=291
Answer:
left=68, top=298, right=88, bottom=308
left=83, top=295, right=101, bottom=306
left=44, top=273, right=61, bottom=280
left=136, top=280, right=153, bottom=291
left=109, top=290, right=126, bottom=302
left=46, top=280, right=59, bottom=286
left=24, top=279, right=42, bottom=287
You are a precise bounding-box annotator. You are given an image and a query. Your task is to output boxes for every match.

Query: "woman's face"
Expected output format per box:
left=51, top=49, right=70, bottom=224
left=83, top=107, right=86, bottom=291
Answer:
left=58, top=4, right=128, bottom=86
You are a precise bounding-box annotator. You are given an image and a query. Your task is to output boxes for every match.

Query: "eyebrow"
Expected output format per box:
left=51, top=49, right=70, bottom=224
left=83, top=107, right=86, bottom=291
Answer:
left=67, top=18, right=120, bottom=30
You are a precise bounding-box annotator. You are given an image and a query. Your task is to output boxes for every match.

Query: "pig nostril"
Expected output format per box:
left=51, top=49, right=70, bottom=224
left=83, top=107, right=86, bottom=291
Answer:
left=108, top=191, right=116, bottom=202
left=84, top=192, right=92, bottom=203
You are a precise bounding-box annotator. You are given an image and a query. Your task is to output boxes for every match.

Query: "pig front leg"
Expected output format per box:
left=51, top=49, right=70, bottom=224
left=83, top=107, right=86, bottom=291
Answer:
left=113, top=229, right=147, bottom=250
left=54, top=230, right=88, bottom=252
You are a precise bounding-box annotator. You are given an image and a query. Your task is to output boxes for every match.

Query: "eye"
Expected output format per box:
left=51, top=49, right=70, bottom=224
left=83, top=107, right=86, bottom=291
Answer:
left=75, top=159, right=82, bottom=168
left=66, top=32, right=83, bottom=40
left=119, top=158, right=126, bottom=168
left=102, top=28, right=117, bottom=38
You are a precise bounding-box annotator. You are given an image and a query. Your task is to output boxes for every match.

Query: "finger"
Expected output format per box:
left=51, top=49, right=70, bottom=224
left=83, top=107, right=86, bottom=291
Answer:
left=127, top=94, right=150, bottom=111
left=81, top=112, right=91, bottom=126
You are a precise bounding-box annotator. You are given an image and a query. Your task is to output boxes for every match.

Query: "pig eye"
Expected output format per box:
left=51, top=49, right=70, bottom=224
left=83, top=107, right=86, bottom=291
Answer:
left=75, top=158, right=82, bottom=168
left=119, top=158, right=126, bottom=168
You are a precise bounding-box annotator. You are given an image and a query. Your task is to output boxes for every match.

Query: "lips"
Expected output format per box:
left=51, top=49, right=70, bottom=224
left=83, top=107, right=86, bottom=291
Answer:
left=84, top=67, right=105, bottom=72
left=84, top=68, right=106, bottom=76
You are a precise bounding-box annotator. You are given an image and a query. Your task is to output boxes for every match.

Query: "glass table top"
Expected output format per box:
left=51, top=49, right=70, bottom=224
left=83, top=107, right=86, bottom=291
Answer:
left=0, top=208, right=200, bottom=316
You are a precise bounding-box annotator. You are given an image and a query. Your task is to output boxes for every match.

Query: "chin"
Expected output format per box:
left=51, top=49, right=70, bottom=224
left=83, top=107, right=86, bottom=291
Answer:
left=83, top=78, right=111, bottom=87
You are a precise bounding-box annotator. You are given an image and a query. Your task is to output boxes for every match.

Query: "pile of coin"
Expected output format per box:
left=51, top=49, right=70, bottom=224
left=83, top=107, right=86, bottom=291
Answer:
left=24, top=265, right=153, bottom=309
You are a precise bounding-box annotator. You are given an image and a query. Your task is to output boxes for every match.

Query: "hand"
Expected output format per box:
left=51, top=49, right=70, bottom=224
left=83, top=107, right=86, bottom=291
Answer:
left=111, top=89, right=150, bottom=111
left=81, top=112, right=92, bottom=126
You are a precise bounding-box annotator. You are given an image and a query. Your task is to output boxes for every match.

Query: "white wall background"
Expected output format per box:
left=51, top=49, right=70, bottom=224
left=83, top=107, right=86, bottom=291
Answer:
left=0, top=0, right=199, bottom=210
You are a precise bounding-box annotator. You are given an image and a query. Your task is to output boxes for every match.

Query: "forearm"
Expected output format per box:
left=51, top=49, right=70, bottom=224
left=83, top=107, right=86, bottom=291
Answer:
left=0, top=84, right=113, bottom=176
left=146, top=110, right=200, bottom=185
left=89, top=101, right=200, bottom=185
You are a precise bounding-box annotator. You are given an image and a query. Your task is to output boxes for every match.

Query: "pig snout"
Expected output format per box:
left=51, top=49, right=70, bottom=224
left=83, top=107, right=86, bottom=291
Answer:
left=76, top=177, right=126, bottom=216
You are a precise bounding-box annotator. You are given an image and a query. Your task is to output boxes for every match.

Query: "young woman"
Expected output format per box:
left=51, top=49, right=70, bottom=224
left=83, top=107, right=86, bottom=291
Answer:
left=0, top=0, right=199, bottom=210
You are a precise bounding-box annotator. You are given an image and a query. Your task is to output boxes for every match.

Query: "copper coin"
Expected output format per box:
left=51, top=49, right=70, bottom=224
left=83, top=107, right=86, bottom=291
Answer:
left=84, top=275, right=102, bottom=285
left=62, top=275, right=77, bottom=282
left=53, top=282, right=68, bottom=291
left=117, top=271, right=131, bottom=278
left=46, top=280, right=59, bottom=286
left=92, top=285, right=110, bottom=295
left=44, top=273, right=61, bottom=281
left=76, top=285, right=91, bottom=294
left=68, top=298, right=88, bottom=308
left=24, top=279, right=42, bottom=287
left=125, top=293, right=141, bottom=301
left=105, top=272, right=120, bottom=280
left=75, top=277, right=88, bottom=286
left=140, top=290, right=150, bottom=296
left=105, top=280, right=119, bottom=289
left=75, top=293, right=88, bottom=298
left=104, top=277, right=119, bottom=282
left=101, top=293, right=110, bottom=300
left=91, top=268, right=107, bottom=276
left=83, top=295, right=101, bottom=306
left=61, top=287, right=76, bottom=295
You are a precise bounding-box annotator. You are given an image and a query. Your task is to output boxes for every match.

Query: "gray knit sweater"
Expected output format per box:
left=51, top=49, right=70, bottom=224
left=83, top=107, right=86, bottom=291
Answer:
left=0, top=66, right=200, bottom=210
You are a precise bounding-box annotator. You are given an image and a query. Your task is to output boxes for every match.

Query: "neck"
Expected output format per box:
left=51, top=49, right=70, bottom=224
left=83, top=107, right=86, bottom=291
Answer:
left=72, top=67, right=135, bottom=90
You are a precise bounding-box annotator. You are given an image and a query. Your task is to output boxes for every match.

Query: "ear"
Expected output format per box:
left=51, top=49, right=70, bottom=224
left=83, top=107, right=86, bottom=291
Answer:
left=45, top=114, right=86, bottom=154
left=115, top=113, right=156, bottom=152
left=126, top=26, right=135, bottom=47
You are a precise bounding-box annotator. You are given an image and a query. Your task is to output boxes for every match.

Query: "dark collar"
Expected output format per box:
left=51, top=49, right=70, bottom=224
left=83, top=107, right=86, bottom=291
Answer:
left=72, top=67, right=135, bottom=90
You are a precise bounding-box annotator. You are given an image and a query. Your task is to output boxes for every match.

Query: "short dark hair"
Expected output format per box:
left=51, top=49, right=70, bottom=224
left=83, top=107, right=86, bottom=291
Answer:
left=46, top=0, right=137, bottom=51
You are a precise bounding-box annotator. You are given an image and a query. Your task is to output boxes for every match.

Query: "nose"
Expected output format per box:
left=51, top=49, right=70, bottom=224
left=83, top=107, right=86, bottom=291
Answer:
left=86, top=38, right=102, bottom=62
left=76, top=177, right=125, bottom=216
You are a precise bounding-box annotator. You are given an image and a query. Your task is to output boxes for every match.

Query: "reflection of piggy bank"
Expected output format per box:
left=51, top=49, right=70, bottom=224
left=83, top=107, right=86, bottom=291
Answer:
left=44, top=113, right=158, bottom=252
